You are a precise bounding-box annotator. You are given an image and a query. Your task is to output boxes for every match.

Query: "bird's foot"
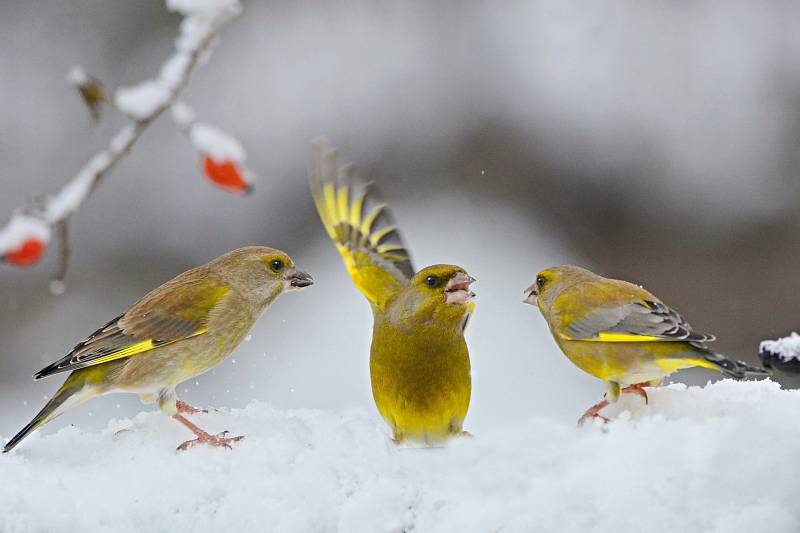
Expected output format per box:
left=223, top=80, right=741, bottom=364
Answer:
left=621, top=383, right=649, bottom=404
left=459, top=430, right=474, bottom=438
left=177, top=430, right=244, bottom=452
left=176, top=400, right=208, bottom=415
left=578, top=399, right=610, bottom=426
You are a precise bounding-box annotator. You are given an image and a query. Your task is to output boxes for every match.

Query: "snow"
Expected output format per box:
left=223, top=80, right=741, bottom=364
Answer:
left=170, top=101, right=196, bottom=129
left=760, top=333, right=800, bottom=362
left=115, top=80, right=172, bottom=120
left=159, top=52, right=191, bottom=90
left=189, top=122, right=245, bottom=162
left=167, top=0, right=241, bottom=18
left=1, top=380, right=798, bottom=532
left=65, top=65, right=89, bottom=86
left=46, top=152, right=112, bottom=222
left=0, top=214, right=51, bottom=252
left=109, top=125, right=137, bottom=154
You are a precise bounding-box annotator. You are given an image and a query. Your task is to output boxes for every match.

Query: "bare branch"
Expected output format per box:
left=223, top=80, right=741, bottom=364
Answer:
left=0, top=1, right=243, bottom=286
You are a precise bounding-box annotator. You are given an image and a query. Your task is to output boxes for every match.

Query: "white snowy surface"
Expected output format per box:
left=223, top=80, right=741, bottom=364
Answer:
left=2, top=380, right=798, bottom=533
left=760, top=333, right=800, bottom=362
left=189, top=122, right=246, bottom=162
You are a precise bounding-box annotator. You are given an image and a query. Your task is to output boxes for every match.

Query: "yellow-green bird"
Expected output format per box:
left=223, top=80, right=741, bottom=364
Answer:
left=523, top=265, right=769, bottom=424
left=309, top=140, right=476, bottom=444
left=4, top=247, right=313, bottom=453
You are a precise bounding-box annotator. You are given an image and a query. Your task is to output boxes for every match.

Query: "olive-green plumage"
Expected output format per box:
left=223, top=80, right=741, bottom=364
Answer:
left=524, top=266, right=769, bottom=420
left=4, top=246, right=313, bottom=452
left=310, top=140, right=475, bottom=444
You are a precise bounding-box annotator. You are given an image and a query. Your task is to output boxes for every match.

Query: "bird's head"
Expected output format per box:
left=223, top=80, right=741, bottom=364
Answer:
left=390, top=264, right=475, bottom=330
left=523, top=265, right=595, bottom=313
left=209, top=246, right=313, bottom=303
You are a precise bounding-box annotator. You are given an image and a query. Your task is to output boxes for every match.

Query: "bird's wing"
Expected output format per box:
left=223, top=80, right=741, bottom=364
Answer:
left=557, top=284, right=715, bottom=343
left=309, top=139, right=415, bottom=309
left=34, top=277, right=231, bottom=379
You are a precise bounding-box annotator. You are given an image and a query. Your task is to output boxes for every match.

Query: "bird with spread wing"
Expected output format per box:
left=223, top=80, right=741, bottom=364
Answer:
left=524, top=265, right=770, bottom=424
left=309, top=140, right=476, bottom=444
left=4, top=247, right=313, bottom=452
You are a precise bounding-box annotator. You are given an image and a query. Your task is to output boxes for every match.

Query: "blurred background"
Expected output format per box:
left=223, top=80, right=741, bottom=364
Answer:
left=1, top=0, right=798, bottom=437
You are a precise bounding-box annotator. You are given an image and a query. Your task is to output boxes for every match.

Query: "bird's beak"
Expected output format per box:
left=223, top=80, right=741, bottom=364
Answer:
left=287, top=269, right=314, bottom=290
left=445, top=272, right=476, bottom=305
left=522, top=283, right=537, bottom=305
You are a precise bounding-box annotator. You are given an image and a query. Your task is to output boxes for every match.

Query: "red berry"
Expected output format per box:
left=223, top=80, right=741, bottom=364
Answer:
left=202, top=155, right=252, bottom=194
left=4, top=238, right=45, bottom=267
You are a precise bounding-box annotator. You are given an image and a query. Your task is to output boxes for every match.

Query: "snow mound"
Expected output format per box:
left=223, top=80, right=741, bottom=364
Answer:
left=2, top=380, right=799, bottom=533
left=761, top=333, right=800, bottom=362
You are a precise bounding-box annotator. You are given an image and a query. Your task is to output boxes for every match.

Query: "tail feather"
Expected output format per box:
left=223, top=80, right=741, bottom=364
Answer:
left=3, top=378, right=89, bottom=453
left=701, top=350, right=772, bottom=380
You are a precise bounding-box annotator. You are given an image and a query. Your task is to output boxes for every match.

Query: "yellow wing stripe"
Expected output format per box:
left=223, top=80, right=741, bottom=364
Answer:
left=79, top=329, right=207, bottom=366
left=360, top=204, right=385, bottom=237
left=562, top=332, right=663, bottom=342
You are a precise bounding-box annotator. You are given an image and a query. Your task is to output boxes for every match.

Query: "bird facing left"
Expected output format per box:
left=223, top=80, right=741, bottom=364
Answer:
left=3, top=246, right=314, bottom=453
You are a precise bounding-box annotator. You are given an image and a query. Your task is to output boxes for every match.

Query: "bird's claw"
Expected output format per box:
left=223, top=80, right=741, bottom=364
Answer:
left=176, top=431, right=244, bottom=451
left=176, top=400, right=209, bottom=415
left=621, top=383, right=649, bottom=404
left=578, top=399, right=610, bottom=426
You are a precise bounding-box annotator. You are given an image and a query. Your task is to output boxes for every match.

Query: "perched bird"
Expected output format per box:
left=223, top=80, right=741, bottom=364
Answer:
left=4, top=247, right=313, bottom=453
left=523, top=265, right=769, bottom=424
left=309, top=140, right=476, bottom=444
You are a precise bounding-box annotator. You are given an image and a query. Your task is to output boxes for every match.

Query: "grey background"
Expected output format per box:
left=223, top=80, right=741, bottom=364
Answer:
left=1, top=0, right=798, bottom=438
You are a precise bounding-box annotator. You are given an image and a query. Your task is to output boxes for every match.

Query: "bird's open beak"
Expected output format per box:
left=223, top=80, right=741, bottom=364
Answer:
left=522, top=284, right=537, bottom=305
left=287, top=269, right=314, bottom=290
left=445, top=272, right=476, bottom=305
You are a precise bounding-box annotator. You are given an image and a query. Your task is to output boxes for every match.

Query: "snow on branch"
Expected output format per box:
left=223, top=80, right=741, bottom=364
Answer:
left=0, top=0, right=252, bottom=292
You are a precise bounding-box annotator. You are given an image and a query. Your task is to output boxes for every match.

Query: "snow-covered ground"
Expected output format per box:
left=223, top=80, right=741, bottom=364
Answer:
left=2, top=379, right=798, bottom=533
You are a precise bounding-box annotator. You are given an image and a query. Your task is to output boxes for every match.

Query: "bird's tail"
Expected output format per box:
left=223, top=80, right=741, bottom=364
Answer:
left=3, top=373, right=94, bottom=453
left=698, top=348, right=772, bottom=380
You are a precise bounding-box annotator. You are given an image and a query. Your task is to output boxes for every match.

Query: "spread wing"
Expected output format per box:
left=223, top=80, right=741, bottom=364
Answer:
left=34, top=276, right=230, bottom=379
left=561, top=298, right=715, bottom=343
left=309, top=139, right=415, bottom=308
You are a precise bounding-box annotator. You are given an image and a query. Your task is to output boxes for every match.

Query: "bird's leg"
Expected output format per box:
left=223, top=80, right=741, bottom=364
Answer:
left=175, top=400, right=208, bottom=415
left=578, top=398, right=610, bottom=426
left=620, top=382, right=649, bottom=405
left=173, top=413, right=243, bottom=451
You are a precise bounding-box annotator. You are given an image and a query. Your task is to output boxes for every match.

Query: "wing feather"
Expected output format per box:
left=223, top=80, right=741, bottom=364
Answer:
left=34, top=278, right=229, bottom=379
left=310, top=139, right=415, bottom=308
left=562, top=299, right=715, bottom=343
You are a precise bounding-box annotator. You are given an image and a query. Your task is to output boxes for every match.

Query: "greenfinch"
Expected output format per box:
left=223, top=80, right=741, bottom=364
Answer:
left=309, top=140, right=475, bottom=444
left=523, top=265, right=769, bottom=424
left=4, top=247, right=313, bottom=452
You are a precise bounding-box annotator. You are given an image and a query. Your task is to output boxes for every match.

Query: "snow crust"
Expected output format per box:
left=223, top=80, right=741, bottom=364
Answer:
left=2, top=380, right=798, bottom=532
left=760, top=333, right=800, bottom=362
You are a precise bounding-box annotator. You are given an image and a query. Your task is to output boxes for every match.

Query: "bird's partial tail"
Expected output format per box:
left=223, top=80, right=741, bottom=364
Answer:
left=701, top=350, right=772, bottom=380
left=3, top=375, right=91, bottom=453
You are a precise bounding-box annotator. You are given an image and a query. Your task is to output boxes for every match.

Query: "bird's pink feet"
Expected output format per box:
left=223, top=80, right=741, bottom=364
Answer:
left=177, top=430, right=244, bottom=451
left=173, top=413, right=243, bottom=452
left=621, top=383, right=649, bottom=404
left=176, top=400, right=208, bottom=415
left=578, top=399, right=610, bottom=426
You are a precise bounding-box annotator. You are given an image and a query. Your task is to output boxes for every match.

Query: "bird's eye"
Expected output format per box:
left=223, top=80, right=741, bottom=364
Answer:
left=270, top=259, right=284, bottom=272
left=425, top=275, right=438, bottom=287
left=536, top=275, right=546, bottom=288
